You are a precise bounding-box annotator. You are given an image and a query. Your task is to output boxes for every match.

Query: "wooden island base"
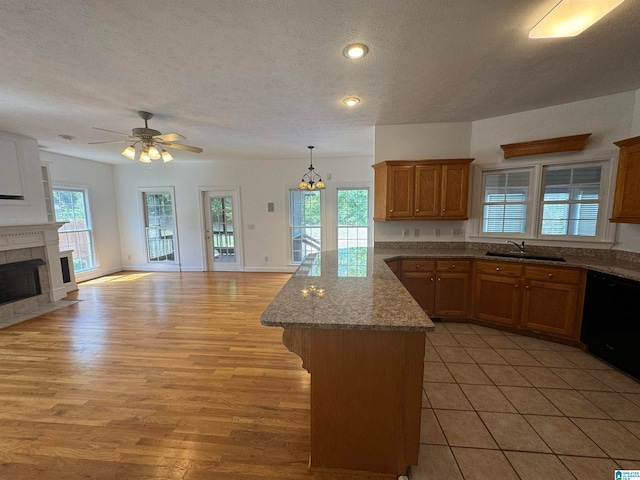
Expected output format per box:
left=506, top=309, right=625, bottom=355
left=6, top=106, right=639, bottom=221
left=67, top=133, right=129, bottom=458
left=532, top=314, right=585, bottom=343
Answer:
left=283, top=328, right=425, bottom=478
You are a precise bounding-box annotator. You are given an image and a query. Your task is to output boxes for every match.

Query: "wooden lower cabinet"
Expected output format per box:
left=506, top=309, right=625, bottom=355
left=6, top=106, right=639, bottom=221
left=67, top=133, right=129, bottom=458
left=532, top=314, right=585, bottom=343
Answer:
left=474, top=273, right=520, bottom=327
left=400, top=258, right=435, bottom=315
left=399, top=259, right=470, bottom=318
left=434, top=272, right=470, bottom=317
left=391, top=258, right=586, bottom=342
left=520, top=265, right=584, bottom=339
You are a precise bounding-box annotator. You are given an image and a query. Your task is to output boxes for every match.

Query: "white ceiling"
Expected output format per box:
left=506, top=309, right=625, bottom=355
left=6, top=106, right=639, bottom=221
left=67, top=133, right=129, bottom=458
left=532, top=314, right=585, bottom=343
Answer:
left=1, top=0, right=639, bottom=165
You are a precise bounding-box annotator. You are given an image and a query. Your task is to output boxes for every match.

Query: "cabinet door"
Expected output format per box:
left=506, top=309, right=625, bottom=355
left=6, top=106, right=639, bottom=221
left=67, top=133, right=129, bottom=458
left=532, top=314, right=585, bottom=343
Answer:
left=386, top=260, right=401, bottom=279
left=440, top=163, right=470, bottom=218
left=611, top=138, right=640, bottom=223
left=414, top=165, right=440, bottom=218
left=473, top=274, right=520, bottom=327
left=520, top=280, right=579, bottom=338
left=401, top=271, right=435, bottom=315
left=434, top=272, right=470, bottom=317
left=387, top=166, right=414, bottom=218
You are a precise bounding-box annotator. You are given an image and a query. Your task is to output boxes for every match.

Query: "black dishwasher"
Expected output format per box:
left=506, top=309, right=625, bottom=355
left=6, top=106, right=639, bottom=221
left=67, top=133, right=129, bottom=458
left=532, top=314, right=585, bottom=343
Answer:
left=581, top=270, right=640, bottom=380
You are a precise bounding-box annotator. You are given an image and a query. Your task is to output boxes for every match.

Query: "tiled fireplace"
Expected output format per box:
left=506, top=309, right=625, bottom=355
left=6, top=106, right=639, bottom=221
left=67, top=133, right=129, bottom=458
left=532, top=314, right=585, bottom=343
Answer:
left=0, top=223, right=67, bottom=319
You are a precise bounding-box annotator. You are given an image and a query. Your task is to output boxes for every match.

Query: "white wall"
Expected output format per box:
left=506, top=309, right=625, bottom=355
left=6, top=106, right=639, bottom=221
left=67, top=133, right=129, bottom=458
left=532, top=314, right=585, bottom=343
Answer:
left=470, top=92, right=634, bottom=168
left=373, top=122, right=473, bottom=242
left=42, top=151, right=123, bottom=281
left=113, top=155, right=373, bottom=272
left=0, top=133, right=47, bottom=224
left=470, top=91, right=639, bottom=252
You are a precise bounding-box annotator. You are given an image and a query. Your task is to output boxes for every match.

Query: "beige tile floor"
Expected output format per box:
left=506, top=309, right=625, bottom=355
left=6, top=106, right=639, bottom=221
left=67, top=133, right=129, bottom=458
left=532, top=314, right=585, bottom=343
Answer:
left=411, top=321, right=640, bottom=480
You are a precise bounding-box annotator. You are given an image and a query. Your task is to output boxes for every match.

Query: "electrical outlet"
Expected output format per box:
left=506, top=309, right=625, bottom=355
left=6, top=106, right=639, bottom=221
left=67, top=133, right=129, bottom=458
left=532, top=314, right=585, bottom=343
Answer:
left=264, top=256, right=269, bottom=262
left=452, top=228, right=464, bottom=237
left=413, top=228, right=419, bottom=237
left=127, top=254, right=131, bottom=261
left=434, top=228, right=441, bottom=237
left=402, top=228, right=410, bottom=237
left=247, top=224, right=255, bottom=230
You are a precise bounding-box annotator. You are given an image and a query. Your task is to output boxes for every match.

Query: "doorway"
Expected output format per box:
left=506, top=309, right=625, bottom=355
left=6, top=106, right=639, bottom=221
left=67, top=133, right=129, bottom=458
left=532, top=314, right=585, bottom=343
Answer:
left=203, top=189, right=243, bottom=271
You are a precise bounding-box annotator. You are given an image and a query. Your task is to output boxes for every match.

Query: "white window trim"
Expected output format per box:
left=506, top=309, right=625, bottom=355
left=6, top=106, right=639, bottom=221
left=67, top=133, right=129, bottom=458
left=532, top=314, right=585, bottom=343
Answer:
left=138, top=186, right=180, bottom=265
left=470, top=154, right=617, bottom=245
left=285, top=185, right=326, bottom=266
left=52, top=184, right=99, bottom=273
left=327, top=182, right=374, bottom=251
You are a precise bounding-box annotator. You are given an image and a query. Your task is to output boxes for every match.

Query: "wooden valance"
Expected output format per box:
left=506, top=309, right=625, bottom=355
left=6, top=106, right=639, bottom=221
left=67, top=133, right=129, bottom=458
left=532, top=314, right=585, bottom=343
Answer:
left=500, top=133, right=591, bottom=159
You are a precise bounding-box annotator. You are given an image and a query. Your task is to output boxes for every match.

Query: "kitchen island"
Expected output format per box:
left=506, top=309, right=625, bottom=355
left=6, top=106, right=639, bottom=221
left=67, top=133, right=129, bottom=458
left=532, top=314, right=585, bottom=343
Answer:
left=261, top=248, right=434, bottom=478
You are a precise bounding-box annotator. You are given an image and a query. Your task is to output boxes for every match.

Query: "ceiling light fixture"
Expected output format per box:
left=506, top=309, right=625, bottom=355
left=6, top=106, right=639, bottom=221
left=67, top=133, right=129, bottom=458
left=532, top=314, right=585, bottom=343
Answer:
left=529, top=0, right=625, bottom=38
left=343, top=43, right=369, bottom=59
left=343, top=96, right=361, bottom=107
left=299, top=146, right=325, bottom=190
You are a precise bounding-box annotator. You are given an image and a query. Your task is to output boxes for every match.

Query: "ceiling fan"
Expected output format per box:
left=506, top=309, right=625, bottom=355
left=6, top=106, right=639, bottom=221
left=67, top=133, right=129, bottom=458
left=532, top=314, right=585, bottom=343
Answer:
left=90, top=111, right=203, bottom=163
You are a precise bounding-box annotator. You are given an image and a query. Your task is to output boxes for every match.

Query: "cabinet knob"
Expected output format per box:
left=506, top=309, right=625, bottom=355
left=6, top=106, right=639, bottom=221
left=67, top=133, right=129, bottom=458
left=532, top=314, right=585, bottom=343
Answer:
left=430, top=277, right=434, bottom=281
left=389, top=209, right=394, bottom=213
left=525, top=285, right=530, bottom=289
left=417, top=264, right=420, bottom=268
left=437, top=277, right=441, bottom=281
left=442, top=208, right=445, bottom=212
left=496, top=267, right=500, bottom=271
left=548, top=273, right=553, bottom=278
left=416, top=209, right=419, bottom=212
left=515, top=284, right=519, bottom=288
left=451, top=265, right=456, bottom=269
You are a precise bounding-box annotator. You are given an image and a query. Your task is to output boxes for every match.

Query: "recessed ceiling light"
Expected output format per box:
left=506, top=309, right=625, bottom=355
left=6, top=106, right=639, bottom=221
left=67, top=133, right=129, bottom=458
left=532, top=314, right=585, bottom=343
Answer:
left=343, top=43, right=369, bottom=59
left=529, top=0, right=625, bottom=38
left=343, top=97, right=361, bottom=107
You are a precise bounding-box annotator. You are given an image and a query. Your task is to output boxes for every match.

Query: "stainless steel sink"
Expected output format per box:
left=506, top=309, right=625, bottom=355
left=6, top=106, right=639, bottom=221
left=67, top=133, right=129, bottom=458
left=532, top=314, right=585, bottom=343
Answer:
left=485, top=251, right=565, bottom=262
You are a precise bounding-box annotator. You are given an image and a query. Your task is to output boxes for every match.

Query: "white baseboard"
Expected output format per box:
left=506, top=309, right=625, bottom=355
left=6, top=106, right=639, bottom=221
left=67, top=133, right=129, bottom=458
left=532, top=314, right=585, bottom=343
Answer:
left=75, top=266, right=123, bottom=283
left=243, top=266, right=296, bottom=273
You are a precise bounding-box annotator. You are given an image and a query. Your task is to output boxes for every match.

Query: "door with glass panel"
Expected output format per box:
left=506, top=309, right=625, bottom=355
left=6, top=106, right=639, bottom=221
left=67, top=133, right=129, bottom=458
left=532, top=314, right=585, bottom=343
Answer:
left=203, top=190, right=243, bottom=271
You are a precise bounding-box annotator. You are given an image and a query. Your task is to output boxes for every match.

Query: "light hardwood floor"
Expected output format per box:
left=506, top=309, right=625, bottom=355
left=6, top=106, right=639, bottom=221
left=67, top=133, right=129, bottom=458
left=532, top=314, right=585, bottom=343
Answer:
left=0, top=271, right=373, bottom=479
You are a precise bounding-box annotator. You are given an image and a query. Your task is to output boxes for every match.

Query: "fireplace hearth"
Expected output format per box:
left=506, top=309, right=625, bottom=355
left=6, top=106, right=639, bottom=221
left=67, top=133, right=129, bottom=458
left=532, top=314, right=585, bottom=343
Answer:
left=0, top=259, right=46, bottom=306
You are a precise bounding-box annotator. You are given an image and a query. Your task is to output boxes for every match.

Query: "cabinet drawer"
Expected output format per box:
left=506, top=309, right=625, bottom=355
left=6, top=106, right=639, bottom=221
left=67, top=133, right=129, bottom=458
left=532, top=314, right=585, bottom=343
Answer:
left=401, top=259, right=435, bottom=272
left=436, top=259, right=471, bottom=272
left=475, top=260, right=522, bottom=277
left=523, top=265, right=581, bottom=284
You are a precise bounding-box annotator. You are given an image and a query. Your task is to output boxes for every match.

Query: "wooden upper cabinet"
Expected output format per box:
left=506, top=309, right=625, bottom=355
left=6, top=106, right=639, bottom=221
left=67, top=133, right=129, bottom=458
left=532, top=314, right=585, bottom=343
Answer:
left=441, top=163, right=470, bottom=218
left=372, top=159, right=473, bottom=221
left=610, top=136, right=640, bottom=224
left=415, top=165, right=440, bottom=217
left=387, top=165, right=415, bottom=218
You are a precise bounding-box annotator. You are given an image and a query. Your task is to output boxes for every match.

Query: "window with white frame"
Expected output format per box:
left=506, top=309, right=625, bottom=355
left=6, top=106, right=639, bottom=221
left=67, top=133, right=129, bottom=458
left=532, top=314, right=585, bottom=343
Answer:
left=482, top=170, right=531, bottom=234
left=142, top=190, right=177, bottom=262
left=337, top=188, right=369, bottom=248
left=53, top=188, right=96, bottom=273
left=289, top=189, right=321, bottom=264
left=541, top=165, right=602, bottom=237
left=478, top=160, right=608, bottom=241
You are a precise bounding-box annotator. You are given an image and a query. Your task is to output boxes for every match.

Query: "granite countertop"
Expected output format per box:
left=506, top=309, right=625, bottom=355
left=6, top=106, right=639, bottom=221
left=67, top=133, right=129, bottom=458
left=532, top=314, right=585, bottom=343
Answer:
left=375, top=247, right=640, bottom=282
left=260, top=248, right=434, bottom=332
left=260, top=245, right=640, bottom=332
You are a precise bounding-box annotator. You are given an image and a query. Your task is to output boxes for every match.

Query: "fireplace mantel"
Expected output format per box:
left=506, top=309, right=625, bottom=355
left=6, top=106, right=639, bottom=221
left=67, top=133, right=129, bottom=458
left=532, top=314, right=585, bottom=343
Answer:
left=0, top=222, right=67, bottom=302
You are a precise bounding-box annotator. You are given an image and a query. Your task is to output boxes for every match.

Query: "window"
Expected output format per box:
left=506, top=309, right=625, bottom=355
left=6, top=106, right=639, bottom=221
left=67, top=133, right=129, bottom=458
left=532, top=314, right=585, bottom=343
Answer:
left=477, top=160, right=610, bottom=241
left=53, top=188, right=95, bottom=273
left=541, top=165, right=602, bottom=237
left=337, top=188, right=369, bottom=249
left=289, top=189, right=321, bottom=264
left=482, top=171, right=530, bottom=234
left=142, top=191, right=177, bottom=262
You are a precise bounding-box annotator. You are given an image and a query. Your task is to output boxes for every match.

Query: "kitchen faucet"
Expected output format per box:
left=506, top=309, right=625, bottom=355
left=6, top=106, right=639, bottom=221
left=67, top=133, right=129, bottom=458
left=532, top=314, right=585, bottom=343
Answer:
left=506, top=240, right=526, bottom=253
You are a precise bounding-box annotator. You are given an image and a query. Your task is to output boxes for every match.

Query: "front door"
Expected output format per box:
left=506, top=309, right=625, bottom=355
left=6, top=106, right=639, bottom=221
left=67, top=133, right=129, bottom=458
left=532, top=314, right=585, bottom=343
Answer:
left=203, top=190, right=243, bottom=271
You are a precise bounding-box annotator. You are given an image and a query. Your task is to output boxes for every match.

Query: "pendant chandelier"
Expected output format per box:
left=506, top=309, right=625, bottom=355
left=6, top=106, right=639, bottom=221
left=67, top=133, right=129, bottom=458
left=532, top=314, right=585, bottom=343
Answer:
left=299, top=146, right=325, bottom=190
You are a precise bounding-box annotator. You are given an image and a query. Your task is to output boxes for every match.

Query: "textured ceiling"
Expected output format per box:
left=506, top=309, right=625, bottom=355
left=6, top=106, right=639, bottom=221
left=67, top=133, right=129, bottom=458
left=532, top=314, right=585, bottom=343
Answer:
left=1, top=0, right=639, bottom=164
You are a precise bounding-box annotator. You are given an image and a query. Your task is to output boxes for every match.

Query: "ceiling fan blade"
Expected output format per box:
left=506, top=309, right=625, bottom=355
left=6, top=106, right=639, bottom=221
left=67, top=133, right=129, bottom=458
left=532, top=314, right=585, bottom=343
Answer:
left=160, top=142, right=203, bottom=153
left=153, top=132, right=185, bottom=142
left=92, top=127, right=131, bottom=136
left=88, top=140, right=129, bottom=145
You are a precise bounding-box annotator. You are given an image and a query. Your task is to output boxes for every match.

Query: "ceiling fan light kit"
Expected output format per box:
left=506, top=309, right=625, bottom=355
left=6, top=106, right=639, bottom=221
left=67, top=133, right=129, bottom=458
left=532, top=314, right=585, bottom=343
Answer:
left=91, top=111, right=202, bottom=163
